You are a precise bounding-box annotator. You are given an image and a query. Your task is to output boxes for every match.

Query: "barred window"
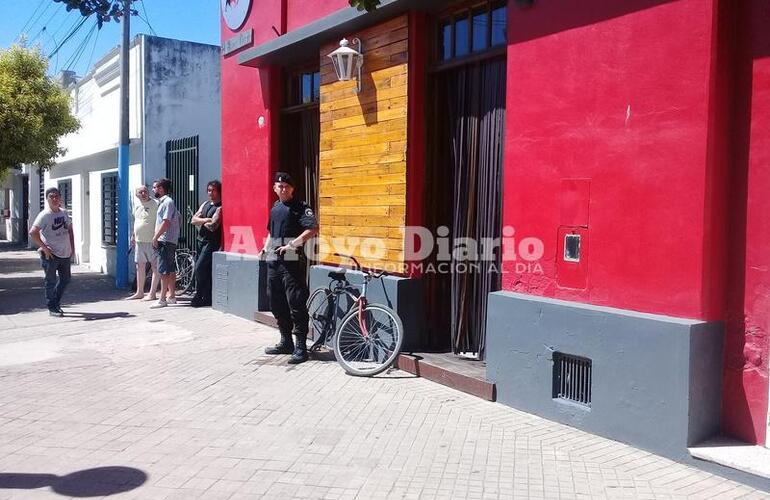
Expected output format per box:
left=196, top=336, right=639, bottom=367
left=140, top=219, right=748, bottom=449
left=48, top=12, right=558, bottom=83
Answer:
left=101, top=173, right=118, bottom=246
left=57, top=179, right=73, bottom=219
left=39, top=168, right=45, bottom=210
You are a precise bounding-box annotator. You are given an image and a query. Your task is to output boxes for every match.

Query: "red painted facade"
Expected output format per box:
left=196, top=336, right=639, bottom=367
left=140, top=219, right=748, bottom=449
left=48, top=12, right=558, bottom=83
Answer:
left=721, top=0, right=770, bottom=445
left=221, top=0, right=769, bottom=445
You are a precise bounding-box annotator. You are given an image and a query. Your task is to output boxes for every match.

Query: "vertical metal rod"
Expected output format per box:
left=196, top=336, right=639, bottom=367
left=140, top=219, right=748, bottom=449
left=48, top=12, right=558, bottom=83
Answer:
left=116, top=0, right=131, bottom=288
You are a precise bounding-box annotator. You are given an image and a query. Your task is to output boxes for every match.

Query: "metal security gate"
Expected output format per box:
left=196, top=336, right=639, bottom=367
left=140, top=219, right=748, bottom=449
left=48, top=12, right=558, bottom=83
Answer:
left=57, top=179, right=72, bottom=219
left=166, top=135, right=199, bottom=249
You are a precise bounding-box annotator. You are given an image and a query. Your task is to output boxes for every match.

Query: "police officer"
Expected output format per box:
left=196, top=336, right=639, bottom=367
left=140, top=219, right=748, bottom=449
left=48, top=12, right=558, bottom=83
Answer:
left=259, top=172, right=319, bottom=364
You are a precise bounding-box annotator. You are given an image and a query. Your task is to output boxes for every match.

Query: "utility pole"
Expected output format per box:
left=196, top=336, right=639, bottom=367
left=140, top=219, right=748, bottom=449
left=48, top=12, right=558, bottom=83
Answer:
left=116, top=0, right=130, bottom=288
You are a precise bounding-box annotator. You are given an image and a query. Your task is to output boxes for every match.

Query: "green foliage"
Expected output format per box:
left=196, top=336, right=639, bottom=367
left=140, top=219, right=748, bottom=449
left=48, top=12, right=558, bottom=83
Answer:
left=349, top=0, right=381, bottom=12
left=0, top=44, right=80, bottom=177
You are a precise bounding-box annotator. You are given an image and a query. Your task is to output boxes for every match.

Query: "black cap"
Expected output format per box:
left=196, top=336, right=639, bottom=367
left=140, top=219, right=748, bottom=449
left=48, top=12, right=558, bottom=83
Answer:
left=274, top=171, right=294, bottom=186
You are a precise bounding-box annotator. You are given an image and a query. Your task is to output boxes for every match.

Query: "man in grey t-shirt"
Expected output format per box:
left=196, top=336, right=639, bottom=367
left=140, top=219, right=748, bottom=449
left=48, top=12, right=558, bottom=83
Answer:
left=29, top=187, right=76, bottom=317
left=150, top=178, right=180, bottom=308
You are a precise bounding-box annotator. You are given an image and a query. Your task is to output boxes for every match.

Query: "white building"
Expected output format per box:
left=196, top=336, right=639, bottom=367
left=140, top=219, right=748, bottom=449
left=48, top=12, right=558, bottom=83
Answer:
left=12, top=34, right=221, bottom=277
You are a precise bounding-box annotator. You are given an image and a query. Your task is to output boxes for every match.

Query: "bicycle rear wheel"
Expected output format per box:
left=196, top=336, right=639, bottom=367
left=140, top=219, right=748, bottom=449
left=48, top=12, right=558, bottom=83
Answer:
left=175, top=251, right=196, bottom=295
left=307, top=287, right=335, bottom=350
left=334, top=304, right=403, bottom=376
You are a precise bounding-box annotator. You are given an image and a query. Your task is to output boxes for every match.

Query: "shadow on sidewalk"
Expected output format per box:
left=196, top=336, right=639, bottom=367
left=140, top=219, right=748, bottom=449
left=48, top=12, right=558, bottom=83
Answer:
left=63, top=311, right=134, bottom=321
left=0, top=466, right=147, bottom=497
left=0, top=246, right=128, bottom=316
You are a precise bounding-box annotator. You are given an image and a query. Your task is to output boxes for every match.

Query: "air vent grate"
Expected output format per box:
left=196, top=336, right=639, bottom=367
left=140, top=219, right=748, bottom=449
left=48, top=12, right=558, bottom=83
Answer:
left=553, top=352, right=592, bottom=407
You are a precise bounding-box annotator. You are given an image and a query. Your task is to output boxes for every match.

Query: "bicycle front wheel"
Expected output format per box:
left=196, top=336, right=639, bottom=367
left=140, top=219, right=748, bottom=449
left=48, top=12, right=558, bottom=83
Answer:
left=307, top=287, right=335, bottom=350
left=334, top=304, right=403, bottom=376
left=175, top=251, right=196, bottom=295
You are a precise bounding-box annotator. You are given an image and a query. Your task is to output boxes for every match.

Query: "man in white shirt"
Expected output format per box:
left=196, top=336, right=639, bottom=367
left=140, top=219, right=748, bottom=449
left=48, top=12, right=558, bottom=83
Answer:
left=127, top=185, right=160, bottom=300
left=29, top=187, right=76, bottom=317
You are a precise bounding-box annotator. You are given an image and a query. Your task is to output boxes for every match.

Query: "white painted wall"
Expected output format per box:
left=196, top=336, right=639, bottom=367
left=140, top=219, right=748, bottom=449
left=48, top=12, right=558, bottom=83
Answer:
left=143, top=37, right=221, bottom=201
left=38, top=35, right=220, bottom=277
left=58, top=41, right=143, bottom=163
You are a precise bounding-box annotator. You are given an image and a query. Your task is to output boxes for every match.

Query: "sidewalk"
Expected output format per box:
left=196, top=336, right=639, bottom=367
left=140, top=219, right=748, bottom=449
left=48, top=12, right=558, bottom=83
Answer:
left=0, top=244, right=768, bottom=499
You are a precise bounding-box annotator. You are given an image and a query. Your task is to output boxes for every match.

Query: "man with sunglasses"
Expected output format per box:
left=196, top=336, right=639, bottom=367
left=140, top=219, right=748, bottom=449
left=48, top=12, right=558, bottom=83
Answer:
left=29, top=187, right=76, bottom=317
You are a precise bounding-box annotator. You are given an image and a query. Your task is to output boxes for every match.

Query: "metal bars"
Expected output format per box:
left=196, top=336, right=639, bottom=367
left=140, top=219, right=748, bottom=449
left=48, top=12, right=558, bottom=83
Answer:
left=553, top=352, right=592, bottom=407
left=101, top=172, right=118, bottom=246
left=165, top=135, right=199, bottom=249
left=57, top=179, right=72, bottom=219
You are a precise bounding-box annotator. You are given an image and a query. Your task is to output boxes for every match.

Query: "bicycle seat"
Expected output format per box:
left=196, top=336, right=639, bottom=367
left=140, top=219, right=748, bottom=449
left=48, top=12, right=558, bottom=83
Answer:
left=328, top=269, right=346, bottom=281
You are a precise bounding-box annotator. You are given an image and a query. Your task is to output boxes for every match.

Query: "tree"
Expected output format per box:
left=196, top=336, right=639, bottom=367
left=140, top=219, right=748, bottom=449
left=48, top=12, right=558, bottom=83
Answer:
left=349, top=0, right=381, bottom=12
left=0, top=44, right=80, bottom=178
left=53, top=0, right=128, bottom=28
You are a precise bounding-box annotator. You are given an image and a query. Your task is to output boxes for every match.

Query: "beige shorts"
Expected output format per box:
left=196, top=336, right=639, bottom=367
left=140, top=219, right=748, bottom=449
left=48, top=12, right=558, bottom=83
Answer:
left=134, top=242, right=157, bottom=265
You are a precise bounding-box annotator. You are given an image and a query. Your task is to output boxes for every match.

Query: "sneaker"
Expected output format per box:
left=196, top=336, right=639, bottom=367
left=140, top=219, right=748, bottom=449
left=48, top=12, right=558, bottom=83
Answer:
left=48, top=309, right=64, bottom=317
left=167, top=297, right=177, bottom=305
left=150, top=300, right=167, bottom=309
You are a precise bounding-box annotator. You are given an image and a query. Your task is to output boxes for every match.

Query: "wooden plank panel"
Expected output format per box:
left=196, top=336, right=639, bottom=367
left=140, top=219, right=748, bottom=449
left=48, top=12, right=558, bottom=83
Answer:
left=324, top=173, right=406, bottom=188
left=319, top=164, right=406, bottom=181
left=320, top=119, right=407, bottom=140
left=320, top=182, right=406, bottom=197
left=321, top=205, right=390, bottom=216
left=330, top=107, right=407, bottom=130
left=320, top=194, right=405, bottom=207
left=321, top=152, right=406, bottom=169
left=329, top=96, right=408, bottom=122
left=319, top=85, right=407, bottom=113
left=318, top=14, right=409, bottom=270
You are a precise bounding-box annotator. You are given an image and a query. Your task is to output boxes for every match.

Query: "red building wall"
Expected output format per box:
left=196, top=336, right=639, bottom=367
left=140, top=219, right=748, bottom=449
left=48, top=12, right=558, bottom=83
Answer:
left=721, top=0, right=770, bottom=445
left=221, top=0, right=349, bottom=255
left=287, top=0, right=349, bottom=32
left=221, top=0, right=769, bottom=445
left=501, top=0, right=720, bottom=320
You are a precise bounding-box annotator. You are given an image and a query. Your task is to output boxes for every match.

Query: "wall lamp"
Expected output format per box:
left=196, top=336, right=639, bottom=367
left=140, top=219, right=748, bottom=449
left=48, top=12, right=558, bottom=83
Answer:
left=327, top=38, right=364, bottom=93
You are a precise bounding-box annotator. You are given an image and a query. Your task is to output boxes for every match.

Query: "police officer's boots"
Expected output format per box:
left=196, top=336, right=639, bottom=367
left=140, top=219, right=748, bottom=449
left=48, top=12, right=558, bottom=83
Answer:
left=288, top=334, right=308, bottom=364
left=265, top=334, right=294, bottom=355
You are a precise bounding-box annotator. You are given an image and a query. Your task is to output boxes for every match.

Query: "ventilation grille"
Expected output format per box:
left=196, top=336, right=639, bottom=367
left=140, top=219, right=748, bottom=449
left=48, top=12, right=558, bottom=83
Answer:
left=553, top=352, right=592, bottom=407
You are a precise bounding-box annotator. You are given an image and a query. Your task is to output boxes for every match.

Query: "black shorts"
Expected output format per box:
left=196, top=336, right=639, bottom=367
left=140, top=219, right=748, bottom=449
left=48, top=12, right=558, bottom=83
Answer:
left=156, top=242, right=177, bottom=275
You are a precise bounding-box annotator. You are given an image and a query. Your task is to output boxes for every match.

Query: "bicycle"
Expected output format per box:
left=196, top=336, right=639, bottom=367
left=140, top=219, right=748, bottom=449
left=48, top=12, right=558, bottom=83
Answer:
left=307, top=253, right=404, bottom=376
left=175, top=244, right=196, bottom=296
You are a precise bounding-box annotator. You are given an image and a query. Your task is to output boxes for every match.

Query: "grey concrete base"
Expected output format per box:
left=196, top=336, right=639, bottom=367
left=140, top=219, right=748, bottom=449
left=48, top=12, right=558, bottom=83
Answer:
left=486, top=291, right=723, bottom=461
left=309, top=265, right=422, bottom=352
left=212, top=252, right=269, bottom=321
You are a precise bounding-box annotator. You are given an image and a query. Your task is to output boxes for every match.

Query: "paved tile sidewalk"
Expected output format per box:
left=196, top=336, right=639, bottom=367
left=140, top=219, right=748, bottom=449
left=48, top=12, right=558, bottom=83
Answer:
left=0, top=245, right=768, bottom=499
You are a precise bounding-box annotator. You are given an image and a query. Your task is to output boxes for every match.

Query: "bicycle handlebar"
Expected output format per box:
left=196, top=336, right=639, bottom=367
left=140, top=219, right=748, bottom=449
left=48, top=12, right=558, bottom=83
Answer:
left=334, top=253, right=389, bottom=279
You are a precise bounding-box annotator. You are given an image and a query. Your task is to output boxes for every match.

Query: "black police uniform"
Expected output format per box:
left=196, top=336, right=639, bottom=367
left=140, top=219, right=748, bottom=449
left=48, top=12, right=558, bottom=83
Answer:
left=191, top=200, right=222, bottom=307
left=265, top=197, right=318, bottom=360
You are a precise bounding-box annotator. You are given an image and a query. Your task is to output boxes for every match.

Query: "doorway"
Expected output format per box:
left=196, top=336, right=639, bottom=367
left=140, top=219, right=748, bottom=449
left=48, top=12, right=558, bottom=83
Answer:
left=166, top=135, right=200, bottom=250
left=423, top=2, right=507, bottom=359
left=280, top=67, right=320, bottom=209
left=280, top=66, right=321, bottom=282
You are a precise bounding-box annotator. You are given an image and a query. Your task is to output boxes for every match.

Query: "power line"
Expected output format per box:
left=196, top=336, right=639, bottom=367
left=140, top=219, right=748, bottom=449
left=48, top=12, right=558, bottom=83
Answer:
left=138, top=0, right=157, bottom=36
left=63, top=20, right=99, bottom=72
left=29, top=4, right=62, bottom=44
left=49, top=16, right=89, bottom=60
left=135, top=13, right=157, bottom=36
left=85, top=24, right=102, bottom=73
left=17, top=0, right=47, bottom=40
left=26, top=0, right=55, bottom=38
